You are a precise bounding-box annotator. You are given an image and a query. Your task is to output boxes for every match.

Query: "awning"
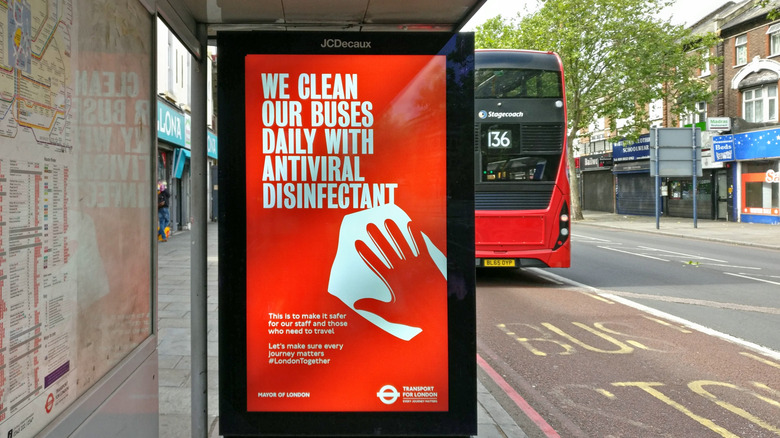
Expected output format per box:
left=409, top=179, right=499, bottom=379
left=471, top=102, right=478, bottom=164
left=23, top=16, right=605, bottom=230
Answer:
left=173, top=148, right=191, bottom=179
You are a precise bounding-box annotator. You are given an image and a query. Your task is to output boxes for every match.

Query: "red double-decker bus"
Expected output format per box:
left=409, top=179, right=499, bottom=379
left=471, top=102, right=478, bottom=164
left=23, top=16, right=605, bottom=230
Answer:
left=474, top=49, right=571, bottom=268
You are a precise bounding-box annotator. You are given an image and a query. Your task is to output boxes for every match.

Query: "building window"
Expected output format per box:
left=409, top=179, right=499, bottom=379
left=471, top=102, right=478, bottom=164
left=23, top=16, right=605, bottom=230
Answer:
left=682, top=101, right=707, bottom=126
left=743, top=84, right=778, bottom=122
left=700, top=48, right=711, bottom=76
left=769, top=23, right=780, bottom=56
left=735, top=34, right=747, bottom=66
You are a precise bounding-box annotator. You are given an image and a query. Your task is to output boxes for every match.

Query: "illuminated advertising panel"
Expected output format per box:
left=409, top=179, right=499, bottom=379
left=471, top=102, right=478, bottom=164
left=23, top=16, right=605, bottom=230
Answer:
left=218, top=32, right=475, bottom=436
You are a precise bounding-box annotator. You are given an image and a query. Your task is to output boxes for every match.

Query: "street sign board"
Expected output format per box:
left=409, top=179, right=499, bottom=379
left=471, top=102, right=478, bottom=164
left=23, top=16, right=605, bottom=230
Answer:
left=649, top=127, right=702, bottom=177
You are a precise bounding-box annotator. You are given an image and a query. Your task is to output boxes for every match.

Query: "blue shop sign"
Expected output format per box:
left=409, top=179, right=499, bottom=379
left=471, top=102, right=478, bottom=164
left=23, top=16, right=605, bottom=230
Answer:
left=713, top=135, right=734, bottom=162
left=732, top=128, right=780, bottom=160
left=612, top=134, right=650, bottom=162
left=157, top=101, right=186, bottom=146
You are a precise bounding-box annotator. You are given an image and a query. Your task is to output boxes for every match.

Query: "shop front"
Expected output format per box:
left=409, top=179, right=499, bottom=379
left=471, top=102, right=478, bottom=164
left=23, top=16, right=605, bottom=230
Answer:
left=157, top=98, right=186, bottom=230
left=714, top=129, right=780, bottom=224
left=664, top=172, right=715, bottom=220
left=580, top=152, right=614, bottom=212
left=612, top=135, right=656, bottom=216
left=664, top=146, right=727, bottom=221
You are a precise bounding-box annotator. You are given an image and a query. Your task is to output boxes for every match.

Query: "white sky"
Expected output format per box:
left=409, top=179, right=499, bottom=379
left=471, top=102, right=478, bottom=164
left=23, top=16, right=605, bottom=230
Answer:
left=463, top=0, right=738, bottom=31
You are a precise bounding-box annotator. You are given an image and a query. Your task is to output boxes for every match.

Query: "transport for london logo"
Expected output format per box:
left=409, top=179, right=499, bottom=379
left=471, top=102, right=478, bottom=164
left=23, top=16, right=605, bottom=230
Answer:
left=377, top=385, right=400, bottom=404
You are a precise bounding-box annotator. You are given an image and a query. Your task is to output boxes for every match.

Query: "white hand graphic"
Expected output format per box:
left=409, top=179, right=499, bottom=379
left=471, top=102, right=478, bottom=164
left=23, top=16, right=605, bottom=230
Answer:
left=327, top=204, right=446, bottom=341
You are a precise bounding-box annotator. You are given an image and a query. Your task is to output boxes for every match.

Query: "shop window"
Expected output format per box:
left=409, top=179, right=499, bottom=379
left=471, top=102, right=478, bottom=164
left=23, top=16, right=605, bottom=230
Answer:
left=743, top=84, right=778, bottom=123
left=741, top=161, right=780, bottom=216
left=735, top=34, right=747, bottom=66
left=769, top=23, right=780, bottom=56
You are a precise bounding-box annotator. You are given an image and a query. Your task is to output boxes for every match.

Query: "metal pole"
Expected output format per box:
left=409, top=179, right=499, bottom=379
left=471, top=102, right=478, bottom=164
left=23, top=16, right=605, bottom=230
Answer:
left=191, top=22, right=209, bottom=438
left=654, top=127, right=660, bottom=230
left=692, top=127, right=698, bottom=229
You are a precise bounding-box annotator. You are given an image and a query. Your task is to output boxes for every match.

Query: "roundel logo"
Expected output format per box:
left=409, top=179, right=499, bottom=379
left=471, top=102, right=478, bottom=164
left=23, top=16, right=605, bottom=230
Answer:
left=377, top=385, right=400, bottom=405
left=45, top=393, right=55, bottom=413
left=478, top=110, right=488, bottom=119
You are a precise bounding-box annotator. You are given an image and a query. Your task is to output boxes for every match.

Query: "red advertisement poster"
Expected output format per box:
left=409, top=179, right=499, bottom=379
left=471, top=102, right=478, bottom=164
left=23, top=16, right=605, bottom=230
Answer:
left=245, top=54, right=449, bottom=412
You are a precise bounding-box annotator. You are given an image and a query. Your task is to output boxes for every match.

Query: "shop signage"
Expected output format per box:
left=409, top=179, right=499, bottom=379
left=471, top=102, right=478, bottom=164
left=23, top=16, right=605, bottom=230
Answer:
left=157, top=100, right=186, bottom=146
left=707, top=117, right=731, bottom=131
left=580, top=153, right=612, bottom=170
left=207, top=131, right=218, bottom=159
left=612, top=134, right=650, bottom=162
left=713, top=135, right=734, bottom=161
left=732, top=127, right=780, bottom=160
left=217, top=31, right=476, bottom=437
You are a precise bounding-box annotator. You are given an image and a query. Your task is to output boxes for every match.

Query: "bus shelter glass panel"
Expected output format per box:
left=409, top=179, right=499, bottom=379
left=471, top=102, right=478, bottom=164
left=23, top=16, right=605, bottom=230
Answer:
left=0, top=0, right=154, bottom=435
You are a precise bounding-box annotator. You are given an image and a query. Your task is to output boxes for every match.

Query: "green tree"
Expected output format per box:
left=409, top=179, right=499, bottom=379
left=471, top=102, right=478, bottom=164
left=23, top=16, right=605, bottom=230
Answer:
left=475, top=0, right=720, bottom=220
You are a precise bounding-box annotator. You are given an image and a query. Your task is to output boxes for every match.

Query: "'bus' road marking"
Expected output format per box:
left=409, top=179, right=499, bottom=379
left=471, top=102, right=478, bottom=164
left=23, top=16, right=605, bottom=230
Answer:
left=637, top=246, right=728, bottom=262
left=688, top=381, right=780, bottom=435
left=611, top=382, right=738, bottom=438
left=724, top=272, right=780, bottom=286
left=597, top=246, right=669, bottom=261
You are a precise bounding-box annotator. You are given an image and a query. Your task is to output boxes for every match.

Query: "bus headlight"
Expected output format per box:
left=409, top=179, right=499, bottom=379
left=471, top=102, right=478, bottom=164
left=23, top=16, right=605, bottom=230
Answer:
left=560, top=228, right=569, bottom=236
left=560, top=213, right=569, bottom=222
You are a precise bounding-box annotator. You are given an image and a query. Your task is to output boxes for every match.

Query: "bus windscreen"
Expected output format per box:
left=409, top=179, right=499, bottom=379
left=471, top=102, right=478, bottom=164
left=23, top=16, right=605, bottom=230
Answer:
left=475, top=69, right=562, bottom=99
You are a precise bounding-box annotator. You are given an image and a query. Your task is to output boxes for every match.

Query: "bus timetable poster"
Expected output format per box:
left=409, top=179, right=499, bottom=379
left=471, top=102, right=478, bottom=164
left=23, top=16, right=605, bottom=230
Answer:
left=246, top=52, right=449, bottom=412
left=218, top=31, right=476, bottom=436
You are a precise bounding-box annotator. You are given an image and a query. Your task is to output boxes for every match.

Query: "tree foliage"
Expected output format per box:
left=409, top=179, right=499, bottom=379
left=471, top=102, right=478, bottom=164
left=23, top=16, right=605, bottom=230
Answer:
left=475, top=0, right=720, bottom=219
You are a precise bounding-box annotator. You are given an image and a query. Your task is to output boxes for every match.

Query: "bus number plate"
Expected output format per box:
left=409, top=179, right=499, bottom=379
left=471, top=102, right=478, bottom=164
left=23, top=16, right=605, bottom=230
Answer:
left=484, top=259, right=516, bottom=267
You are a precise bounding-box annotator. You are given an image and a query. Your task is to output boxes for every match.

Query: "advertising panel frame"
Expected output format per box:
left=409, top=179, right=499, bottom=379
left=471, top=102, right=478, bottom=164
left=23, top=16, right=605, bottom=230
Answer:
left=217, top=31, right=476, bottom=437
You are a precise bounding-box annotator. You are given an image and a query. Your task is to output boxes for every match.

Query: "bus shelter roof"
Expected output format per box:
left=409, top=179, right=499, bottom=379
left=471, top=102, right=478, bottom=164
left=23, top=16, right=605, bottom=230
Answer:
left=164, top=0, right=487, bottom=36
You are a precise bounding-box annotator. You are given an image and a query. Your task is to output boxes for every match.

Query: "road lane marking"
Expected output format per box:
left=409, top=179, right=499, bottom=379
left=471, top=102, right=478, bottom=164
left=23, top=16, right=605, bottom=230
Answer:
left=641, top=315, right=693, bottom=333
left=740, top=352, right=780, bottom=369
left=611, top=382, right=738, bottom=438
left=724, top=272, right=780, bottom=286
left=587, top=294, right=614, bottom=304
left=597, top=245, right=670, bottom=261
left=571, top=234, right=613, bottom=243
left=598, top=290, right=780, bottom=315
left=704, top=263, right=762, bottom=270
left=637, top=246, right=728, bottom=262
left=477, top=354, right=561, bottom=438
left=599, top=246, right=669, bottom=262
left=527, top=269, right=780, bottom=361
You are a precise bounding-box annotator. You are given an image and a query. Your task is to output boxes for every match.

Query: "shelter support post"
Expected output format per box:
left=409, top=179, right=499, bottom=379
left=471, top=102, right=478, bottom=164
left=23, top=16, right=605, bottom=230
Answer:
left=191, top=22, right=209, bottom=438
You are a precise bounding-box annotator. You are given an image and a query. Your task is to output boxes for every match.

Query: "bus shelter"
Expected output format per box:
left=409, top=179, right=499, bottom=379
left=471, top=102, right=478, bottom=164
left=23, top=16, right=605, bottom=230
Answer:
left=0, top=0, right=484, bottom=437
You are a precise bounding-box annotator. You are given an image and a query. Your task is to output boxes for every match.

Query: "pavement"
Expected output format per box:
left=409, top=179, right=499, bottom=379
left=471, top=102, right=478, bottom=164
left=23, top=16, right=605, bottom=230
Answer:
left=156, top=212, right=779, bottom=438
